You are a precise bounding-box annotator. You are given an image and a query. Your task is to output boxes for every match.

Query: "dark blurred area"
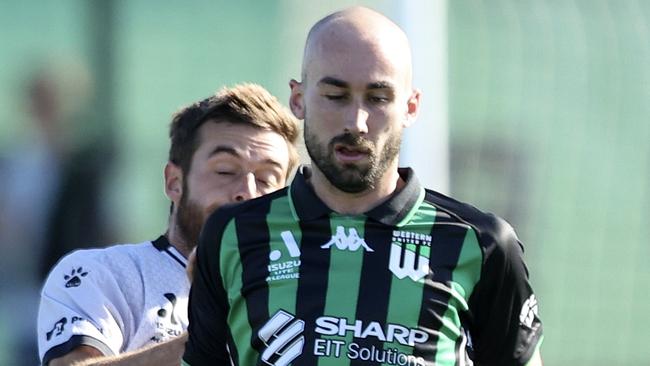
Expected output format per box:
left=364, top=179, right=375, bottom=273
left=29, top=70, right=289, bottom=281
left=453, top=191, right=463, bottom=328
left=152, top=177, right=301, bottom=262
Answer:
left=0, top=2, right=118, bottom=363
left=0, top=60, right=116, bottom=364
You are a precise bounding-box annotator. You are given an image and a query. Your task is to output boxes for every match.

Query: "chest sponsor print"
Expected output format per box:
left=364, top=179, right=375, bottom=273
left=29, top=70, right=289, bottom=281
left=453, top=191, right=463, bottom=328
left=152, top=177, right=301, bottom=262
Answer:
left=267, top=231, right=301, bottom=283
left=257, top=310, right=429, bottom=365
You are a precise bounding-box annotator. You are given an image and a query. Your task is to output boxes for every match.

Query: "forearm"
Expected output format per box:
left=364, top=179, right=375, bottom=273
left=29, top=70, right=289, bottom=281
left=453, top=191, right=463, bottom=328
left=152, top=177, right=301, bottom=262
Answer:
left=71, top=333, right=187, bottom=366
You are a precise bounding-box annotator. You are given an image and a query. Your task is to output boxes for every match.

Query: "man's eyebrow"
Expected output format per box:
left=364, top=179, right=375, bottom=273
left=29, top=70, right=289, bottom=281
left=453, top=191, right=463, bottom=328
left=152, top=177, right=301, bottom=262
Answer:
left=208, top=146, right=239, bottom=158
left=317, top=77, right=348, bottom=88
left=367, top=81, right=395, bottom=90
left=208, top=146, right=285, bottom=170
left=260, top=158, right=285, bottom=171
left=317, top=77, right=394, bottom=91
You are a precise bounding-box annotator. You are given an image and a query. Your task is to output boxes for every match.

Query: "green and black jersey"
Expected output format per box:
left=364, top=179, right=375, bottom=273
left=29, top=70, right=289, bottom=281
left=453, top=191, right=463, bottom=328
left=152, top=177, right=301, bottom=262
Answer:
left=183, top=167, right=543, bottom=366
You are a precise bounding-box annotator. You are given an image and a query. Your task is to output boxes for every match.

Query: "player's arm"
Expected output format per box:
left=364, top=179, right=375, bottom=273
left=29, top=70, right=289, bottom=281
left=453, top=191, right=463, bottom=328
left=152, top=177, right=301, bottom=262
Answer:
left=49, top=333, right=187, bottom=366
left=48, top=345, right=103, bottom=365
left=468, top=216, right=543, bottom=366
left=38, top=252, right=126, bottom=364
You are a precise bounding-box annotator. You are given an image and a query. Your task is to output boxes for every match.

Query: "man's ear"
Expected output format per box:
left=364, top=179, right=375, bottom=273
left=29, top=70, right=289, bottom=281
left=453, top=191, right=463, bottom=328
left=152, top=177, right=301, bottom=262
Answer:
left=289, top=79, right=305, bottom=119
left=164, top=162, right=183, bottom=207
left=403, top=88, right=422, bottom=128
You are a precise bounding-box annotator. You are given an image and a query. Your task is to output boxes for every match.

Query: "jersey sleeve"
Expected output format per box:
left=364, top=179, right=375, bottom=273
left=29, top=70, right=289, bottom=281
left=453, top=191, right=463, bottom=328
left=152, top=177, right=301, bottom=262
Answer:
left=38, top=251, right=126, bottom=364
left=467, top=217, right=543, bottom=366
left=182, top=211, right=234, bottom=365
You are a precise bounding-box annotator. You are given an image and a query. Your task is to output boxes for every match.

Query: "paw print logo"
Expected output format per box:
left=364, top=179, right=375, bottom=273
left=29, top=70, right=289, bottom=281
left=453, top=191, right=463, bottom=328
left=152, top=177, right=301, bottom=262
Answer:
left=64, top=267, right=89, bottom=288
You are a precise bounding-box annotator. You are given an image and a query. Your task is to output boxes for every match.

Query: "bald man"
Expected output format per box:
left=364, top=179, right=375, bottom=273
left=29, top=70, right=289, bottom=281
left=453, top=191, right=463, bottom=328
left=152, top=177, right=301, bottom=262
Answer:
left=183, top=7, right=543, bottom=366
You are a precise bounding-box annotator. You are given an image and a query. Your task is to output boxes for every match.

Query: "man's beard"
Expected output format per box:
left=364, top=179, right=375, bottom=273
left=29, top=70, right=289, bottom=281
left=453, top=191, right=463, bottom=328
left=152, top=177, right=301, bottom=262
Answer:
left=176, top=183, right=204, bottom=250
left=304, top=122, right=401, bottom=193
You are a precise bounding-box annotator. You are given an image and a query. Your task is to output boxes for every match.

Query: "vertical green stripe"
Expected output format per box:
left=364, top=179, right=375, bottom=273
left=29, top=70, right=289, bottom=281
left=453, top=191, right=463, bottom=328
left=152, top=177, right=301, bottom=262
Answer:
left=433, top=227, right=483, bottom=365
left=385, top=202, right=436, bottom=359
left=266, top=195, right=302, bottom=315
left=219, top=220, right=255, bottom=366
left=432, top=304, right=462, bottom=366
left=318, top=214, right=366, bottom=366
left=451, top=229, right=482, bottom=303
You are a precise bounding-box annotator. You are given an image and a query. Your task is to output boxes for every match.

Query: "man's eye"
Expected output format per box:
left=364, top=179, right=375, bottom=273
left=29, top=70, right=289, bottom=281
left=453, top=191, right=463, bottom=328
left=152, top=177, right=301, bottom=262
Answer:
left=369, top=96, right=389, bottom=103
left=325, top=94, right=347, bottom=101
left=216, top=171, right=235, bottom=176
left=256, top=173, right=280, bottom=189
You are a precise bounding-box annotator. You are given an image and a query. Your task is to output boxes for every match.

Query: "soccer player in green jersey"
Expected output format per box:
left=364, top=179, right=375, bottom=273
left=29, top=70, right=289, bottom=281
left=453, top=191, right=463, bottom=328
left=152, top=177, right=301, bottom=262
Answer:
left=183, top=7, right=543, bottom=366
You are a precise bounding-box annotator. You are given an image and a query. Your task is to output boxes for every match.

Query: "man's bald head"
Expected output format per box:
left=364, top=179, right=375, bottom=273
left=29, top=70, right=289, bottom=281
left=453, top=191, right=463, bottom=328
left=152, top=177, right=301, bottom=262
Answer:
left=301, top=6, right=413, bottom=90
left=288, top=6, right=421, bottom=198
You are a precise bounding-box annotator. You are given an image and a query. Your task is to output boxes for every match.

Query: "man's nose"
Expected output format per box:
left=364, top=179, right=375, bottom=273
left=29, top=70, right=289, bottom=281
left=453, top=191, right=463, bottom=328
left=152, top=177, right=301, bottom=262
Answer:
left=343, top=103, right=369, bottom=135
left=233, top=173, right=257, bottom=202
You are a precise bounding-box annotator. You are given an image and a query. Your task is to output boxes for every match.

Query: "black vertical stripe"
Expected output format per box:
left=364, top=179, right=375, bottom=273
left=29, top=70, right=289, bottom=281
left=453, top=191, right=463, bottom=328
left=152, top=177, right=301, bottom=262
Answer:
left=235, top=201, right=273, bottom=362
left=227, top=328, right=240, bottom=366
left=294, top=218, right=332, bottom=366
left=414, top=214, right=469, bottom=362
left=350, top=221, right=394, bottom=366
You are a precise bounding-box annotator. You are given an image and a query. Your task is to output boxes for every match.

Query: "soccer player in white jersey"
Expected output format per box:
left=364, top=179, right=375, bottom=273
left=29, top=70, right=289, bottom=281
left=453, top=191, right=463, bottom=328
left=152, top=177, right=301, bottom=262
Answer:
left=37, top=83, right=300, bottom=366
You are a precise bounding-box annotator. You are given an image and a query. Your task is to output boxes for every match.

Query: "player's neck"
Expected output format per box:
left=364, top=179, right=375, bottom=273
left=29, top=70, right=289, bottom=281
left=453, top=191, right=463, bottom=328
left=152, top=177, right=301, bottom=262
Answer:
left=165, top=218, right=194, bottom=258
left=309, top=162, right=404, bottom=215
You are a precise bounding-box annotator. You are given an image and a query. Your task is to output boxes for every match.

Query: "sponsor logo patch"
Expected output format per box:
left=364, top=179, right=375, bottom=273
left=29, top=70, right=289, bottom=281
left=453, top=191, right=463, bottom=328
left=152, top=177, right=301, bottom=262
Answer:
left=151, top=293, right=184, bottom=342
left=258, top=310, right=305, bottom=366
left=314, top=316, right=428, bottom=365
left=267, top=231, right=301, bottom=282
left=45, top=316, right=84, bottom=341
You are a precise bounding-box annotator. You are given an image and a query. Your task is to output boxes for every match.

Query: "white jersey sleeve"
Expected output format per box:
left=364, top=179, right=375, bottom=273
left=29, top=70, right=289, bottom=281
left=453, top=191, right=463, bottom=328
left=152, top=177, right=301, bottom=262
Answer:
left=37, top=249, right=129, bottom=364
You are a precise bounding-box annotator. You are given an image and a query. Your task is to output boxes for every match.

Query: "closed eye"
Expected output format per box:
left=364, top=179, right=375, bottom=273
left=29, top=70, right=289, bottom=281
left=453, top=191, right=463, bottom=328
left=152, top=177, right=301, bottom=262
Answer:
left=369, top=96, right=389, bottom=103
left=325, top=94, right=348, bottom=101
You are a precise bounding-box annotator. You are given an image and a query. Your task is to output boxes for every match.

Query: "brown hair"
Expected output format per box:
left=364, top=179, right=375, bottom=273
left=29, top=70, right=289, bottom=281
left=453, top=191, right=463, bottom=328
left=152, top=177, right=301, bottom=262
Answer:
left=168, top=83, right=300, bottom=179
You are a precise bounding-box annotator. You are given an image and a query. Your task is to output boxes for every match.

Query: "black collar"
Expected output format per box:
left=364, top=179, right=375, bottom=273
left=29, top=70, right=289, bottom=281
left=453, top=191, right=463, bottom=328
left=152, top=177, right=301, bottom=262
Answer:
left=152, top=235, right=172, bottom=250
left=151, top=235, right=187, bottom=268
left=289, top=165, right=423, bottom=226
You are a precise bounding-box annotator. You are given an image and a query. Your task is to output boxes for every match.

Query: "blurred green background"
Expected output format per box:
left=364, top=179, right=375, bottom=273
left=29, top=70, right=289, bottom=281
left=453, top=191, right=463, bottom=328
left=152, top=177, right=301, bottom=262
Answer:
left=1, top=1, right=648, bottom=365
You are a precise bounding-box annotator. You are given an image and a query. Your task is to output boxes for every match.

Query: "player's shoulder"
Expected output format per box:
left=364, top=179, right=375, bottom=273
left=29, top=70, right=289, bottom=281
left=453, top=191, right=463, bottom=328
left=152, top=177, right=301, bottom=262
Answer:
left=423, top=188, right=518, bottom=249
left=46, top=240, right=156, bottom=279
left=59, top=240, right=153, bottom=262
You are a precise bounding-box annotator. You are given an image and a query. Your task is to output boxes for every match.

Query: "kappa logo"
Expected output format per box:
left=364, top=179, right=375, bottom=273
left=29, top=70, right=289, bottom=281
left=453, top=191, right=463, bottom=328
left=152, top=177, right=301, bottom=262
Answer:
left=258, top=310, right=305, bottom=366
left=321, top=226, right=374, bottom=252
left=389, top=230, right=432, bottom=282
